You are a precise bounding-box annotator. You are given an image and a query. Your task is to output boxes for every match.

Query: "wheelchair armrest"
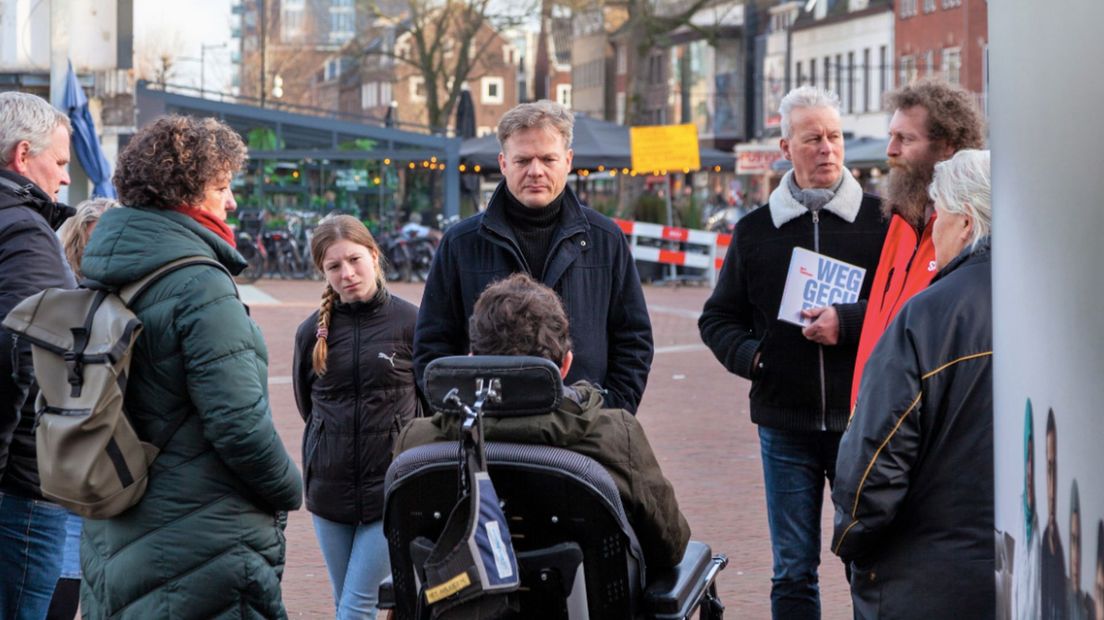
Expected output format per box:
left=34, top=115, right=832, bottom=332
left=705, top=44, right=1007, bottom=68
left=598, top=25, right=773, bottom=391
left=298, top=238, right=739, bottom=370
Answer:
left=378, top=575, right=395, bottom=610
left=644, top=540, right=724, bottom=619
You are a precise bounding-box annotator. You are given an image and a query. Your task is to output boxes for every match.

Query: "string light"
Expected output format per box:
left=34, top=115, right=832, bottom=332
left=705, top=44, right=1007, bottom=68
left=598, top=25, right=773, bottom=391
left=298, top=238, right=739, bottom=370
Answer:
left=408, top=162, right=416, bottom=169
left=459, top=164, right=467, bottom=172
left=430, top=156, right=438, bottom=163
left=597, top=165, right=605, bottom=172
left=713, top=165, right=722, bottom=172
left=610, top=169, right=618, bottom=177
left=473, top=165, right=481, bottom=173
left=621, top=168, right=629, bottom=175
left=384, top=158, right=391, bottom=165
left=373, top=177, right=381, bottom=185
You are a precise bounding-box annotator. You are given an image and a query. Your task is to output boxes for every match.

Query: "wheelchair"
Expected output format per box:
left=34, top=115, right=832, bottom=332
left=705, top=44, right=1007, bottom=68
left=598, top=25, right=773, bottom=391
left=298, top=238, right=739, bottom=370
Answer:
left=380, top=355, right=728, bottom=619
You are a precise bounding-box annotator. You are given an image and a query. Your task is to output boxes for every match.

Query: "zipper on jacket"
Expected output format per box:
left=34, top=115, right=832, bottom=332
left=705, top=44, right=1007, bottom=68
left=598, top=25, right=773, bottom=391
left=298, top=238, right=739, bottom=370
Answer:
left=352, top=307, right=363, bottom=520
left=811, top=210, right=828, bottom=430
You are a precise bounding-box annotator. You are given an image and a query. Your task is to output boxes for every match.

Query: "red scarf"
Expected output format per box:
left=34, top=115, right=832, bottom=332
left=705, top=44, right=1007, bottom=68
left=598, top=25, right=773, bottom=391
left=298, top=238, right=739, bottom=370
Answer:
left=172, top=205, right=236, bottom=248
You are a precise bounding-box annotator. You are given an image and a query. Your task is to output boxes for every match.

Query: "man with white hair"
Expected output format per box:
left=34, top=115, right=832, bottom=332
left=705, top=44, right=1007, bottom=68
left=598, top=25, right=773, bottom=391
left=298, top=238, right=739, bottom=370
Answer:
left=699, top=86, right=886, bottom=619
left=0, top=91, right=78, bottom=618
left=831, top=150, right=994, bottom=618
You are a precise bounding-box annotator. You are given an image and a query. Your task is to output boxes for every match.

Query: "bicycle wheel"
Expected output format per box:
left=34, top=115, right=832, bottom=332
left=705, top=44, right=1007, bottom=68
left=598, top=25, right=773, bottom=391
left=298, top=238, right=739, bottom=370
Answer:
left=410, top=239, right=435, bottom=282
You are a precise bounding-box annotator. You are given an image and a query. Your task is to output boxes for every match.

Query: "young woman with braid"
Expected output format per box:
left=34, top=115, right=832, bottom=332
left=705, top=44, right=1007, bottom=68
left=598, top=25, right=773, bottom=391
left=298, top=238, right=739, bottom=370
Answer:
left=292, top=214, right=422, bottom=619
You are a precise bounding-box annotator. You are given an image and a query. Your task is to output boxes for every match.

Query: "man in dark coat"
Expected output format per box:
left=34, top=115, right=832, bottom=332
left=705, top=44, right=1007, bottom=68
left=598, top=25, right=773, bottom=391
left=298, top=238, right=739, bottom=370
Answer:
left=698, top=86, right=886, bottom=619
left=413, top=100, right=653, bottom=413
left=0, top=91, right=77, bottom=619
left=399, top=273, right=688, bottom=569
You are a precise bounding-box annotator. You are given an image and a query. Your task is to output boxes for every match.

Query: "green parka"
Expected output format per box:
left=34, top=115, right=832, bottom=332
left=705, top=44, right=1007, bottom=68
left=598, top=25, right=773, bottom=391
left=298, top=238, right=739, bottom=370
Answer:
left=78, top=207, right=303, bottom=619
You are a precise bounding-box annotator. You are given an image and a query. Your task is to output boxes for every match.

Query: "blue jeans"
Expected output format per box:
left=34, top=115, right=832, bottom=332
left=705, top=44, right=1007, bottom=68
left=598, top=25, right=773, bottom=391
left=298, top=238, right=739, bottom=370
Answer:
left=0, top=491, right=68, bottom=620
left=758, top=427, right=843, bottom=620
left=313, top=514, right=391, bottom=620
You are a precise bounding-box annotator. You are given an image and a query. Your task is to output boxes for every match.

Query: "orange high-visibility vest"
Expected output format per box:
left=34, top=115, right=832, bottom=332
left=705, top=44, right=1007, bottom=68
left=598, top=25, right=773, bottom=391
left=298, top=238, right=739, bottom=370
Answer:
left=851, top=213, right=938, bottom=408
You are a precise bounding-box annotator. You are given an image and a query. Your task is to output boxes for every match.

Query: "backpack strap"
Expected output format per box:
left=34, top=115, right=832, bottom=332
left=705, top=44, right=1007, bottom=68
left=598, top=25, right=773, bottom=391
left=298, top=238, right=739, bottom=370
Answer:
left=117, top=257, right=239, bottom=452
left=118, top=256, right=238, bottom=306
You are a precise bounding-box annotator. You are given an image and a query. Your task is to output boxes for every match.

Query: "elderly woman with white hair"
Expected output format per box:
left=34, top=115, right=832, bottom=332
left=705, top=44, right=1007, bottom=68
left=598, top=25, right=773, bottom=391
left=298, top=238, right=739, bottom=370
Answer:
left=830, top=149, right=995, bottom=619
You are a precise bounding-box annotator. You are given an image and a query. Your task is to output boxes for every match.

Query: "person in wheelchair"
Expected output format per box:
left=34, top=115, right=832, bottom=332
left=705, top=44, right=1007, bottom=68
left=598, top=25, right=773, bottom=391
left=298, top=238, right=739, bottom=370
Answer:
left=395, top=272, right=690, bottom=569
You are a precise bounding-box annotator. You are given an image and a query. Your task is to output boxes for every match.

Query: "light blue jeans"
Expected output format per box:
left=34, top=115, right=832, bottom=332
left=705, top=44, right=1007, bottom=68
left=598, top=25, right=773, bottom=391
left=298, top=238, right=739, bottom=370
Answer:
left=312, top=514, right=391, bottom=620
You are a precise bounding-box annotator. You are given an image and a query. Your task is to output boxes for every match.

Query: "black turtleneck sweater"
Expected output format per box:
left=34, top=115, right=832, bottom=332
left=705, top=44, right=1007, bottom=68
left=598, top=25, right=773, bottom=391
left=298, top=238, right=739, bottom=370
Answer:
left=503, top=189, right=563, bottom=278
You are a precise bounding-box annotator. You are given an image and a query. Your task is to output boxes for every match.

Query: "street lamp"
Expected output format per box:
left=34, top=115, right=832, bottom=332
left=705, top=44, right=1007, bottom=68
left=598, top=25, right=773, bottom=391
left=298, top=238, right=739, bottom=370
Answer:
left=201, top=42, right=228, bottom=97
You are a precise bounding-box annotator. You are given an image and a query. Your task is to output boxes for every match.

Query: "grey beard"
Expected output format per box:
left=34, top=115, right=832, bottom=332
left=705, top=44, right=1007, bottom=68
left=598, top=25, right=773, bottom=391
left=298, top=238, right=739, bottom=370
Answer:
left=883, top=165, right=933, bottom=229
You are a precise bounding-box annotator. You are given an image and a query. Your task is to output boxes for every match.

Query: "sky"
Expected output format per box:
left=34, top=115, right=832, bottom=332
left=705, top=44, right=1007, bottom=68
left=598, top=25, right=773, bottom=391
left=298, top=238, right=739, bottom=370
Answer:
left=134, top=0, right=236, bottom=93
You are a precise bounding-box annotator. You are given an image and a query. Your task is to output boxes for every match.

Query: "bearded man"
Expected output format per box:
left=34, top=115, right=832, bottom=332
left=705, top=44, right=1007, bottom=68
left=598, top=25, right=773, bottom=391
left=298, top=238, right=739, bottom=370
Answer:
left=799, top=78, right=986, bottom=406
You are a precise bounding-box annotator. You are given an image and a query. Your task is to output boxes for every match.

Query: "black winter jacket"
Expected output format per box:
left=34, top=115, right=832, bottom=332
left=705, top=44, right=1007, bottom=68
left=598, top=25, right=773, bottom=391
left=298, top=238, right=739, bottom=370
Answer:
left=0, top=170, right=76, bottom=498
left=413, top=183, right=653, bottom=413
left=831, top=239, right=994, bottom=619
left=699, top=174, right=886, bottom=432
left=293, top=290, right=422, bottom=524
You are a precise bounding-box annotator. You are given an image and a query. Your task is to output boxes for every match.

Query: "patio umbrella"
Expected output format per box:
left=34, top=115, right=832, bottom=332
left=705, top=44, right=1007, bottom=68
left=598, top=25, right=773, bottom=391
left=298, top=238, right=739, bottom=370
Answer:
left=454, top=89, right=480, bottom=199
left=62, top=62, right=116, bottom=198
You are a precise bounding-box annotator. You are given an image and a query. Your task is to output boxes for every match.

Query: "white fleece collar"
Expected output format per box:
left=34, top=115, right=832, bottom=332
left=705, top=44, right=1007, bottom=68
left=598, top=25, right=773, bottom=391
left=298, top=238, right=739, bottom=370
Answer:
left=768, top=169, right=864, bottom=228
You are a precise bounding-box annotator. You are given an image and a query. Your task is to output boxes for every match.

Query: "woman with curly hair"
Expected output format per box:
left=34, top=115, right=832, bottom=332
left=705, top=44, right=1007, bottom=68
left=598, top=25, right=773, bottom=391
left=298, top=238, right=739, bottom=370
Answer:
left=78, top=116, right=303, bottom=619
left=292, top=215, right=421, bottom=619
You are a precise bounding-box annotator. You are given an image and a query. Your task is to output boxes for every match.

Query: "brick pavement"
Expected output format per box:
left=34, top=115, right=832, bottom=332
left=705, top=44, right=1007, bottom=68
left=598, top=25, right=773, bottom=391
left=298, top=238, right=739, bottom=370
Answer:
left=248, top=278, right=852, bottom=619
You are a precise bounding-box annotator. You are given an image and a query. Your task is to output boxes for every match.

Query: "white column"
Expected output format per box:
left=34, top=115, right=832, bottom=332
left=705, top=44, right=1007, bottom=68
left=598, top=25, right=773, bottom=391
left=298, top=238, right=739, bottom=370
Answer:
left=990, top=1, right=1104, bottom=615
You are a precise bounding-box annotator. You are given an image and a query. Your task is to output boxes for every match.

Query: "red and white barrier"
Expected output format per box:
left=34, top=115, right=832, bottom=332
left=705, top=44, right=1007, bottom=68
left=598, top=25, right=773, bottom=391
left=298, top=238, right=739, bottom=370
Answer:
left=613, top=219, right=731, bottom=287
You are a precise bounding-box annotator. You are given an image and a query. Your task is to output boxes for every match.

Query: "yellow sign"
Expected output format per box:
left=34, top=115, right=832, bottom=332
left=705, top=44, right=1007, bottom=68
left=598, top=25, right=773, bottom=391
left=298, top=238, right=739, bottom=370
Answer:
left=424, top=571, right=472, bottom=604
left=630, top=124, right=702, bottom=173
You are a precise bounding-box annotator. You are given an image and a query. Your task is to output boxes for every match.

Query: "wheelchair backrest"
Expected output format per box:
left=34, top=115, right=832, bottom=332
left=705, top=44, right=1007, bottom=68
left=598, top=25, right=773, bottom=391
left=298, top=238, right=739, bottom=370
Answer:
left=385, top=355, right=645, bottom=619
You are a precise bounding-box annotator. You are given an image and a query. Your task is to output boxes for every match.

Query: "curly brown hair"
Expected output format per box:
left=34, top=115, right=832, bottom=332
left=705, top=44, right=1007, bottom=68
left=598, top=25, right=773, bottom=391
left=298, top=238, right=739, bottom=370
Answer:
left=113, top=115, right=246, bottom=209
left=885, top=78, right=986, bottom=152
left=469, top=273, right=572, bottom=365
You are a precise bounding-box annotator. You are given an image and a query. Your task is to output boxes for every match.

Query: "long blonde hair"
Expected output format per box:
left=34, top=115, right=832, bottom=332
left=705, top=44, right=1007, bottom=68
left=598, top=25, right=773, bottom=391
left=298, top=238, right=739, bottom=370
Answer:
left=309, top=214, right=387, bottom=375
left=57, top=197, right=120, bottom=280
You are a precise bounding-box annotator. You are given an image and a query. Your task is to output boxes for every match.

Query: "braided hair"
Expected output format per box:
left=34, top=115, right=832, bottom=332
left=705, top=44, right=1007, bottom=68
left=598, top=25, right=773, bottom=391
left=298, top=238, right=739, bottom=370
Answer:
left=312, top=285, right=338, bottom=375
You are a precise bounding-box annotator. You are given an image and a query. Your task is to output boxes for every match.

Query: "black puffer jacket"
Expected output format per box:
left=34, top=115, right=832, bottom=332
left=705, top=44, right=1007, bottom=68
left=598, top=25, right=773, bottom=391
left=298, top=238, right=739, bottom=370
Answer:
left=0, top=170, right=76, bottom=498
left=831, top=239, right=993, bottom=619
left=293, top=289, right=422, bottom=524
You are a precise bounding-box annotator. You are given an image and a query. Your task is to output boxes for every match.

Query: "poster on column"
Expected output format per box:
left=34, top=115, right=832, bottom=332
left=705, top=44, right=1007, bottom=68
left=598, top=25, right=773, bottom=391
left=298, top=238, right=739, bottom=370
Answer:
left=776, top=247, right=866, bottom=327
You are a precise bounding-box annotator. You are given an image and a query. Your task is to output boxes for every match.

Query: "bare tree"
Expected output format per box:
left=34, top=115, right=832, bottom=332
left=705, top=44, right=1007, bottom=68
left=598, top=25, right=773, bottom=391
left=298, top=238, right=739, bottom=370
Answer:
left=134, top=29, right=188, bottom=87
left=357, top=0, right=534, bottom=132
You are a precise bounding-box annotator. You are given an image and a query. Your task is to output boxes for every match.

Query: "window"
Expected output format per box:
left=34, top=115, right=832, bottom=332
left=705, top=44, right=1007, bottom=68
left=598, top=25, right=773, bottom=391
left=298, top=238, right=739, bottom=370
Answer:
left=796, top=61, right=803, bottom=87
left=556, top=83, right=572, bottom=108
left=942, top=47, right=962, bottom=85
left=863, top=48, right=871, bottom=112
left=615, top=92, right=626, bottom=125
left=900, top=0, right=917, bottom=17
left=899, top=55, right=917, bottom=86
left=617, top=45, right=628, bottom=76
left=810, top=59, right=816, bottom=87
left=942, top=0, right=962, bottom=6
left=410, top=76, right=426, bottom=102
left=835, top=53, right=842, bottom=98
left=330, top=9, right=355, bottom=44
left=481, top=77, right=504, bottom=105
left=847, top=52, right=855, bottom=114
left=362, top=82, right=379, bottom=108
left=879, top=45, right=888, bottom=96
left=923, top=49, right=935, bottom=76
left=823, top=57, right=830, bottom=92
left=325, top=59, right=341, bottom=81
left=923, top=0, right=936, bottom=13
left=380, top=82, right=392, bottom=107
left=281, top=3, right=304, bottom=41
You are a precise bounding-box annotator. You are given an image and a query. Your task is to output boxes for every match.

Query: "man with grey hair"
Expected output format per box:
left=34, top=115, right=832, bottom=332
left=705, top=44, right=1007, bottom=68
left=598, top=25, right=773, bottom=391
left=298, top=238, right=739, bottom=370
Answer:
left=414, top=100, right=653, bottom=413
left=699, top=85, right=885, bottom=619
left=0, top=91, right=78, bottom=619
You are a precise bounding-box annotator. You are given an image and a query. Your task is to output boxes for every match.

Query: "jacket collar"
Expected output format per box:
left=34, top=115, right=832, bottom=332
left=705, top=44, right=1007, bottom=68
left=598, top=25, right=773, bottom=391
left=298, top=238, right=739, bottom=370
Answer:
left=0, top=169, right=74, bottom=230
left=932, top=236, right=990, bottom=284
left=482, top=182, right=589, bottom=240
left=768, top=168, right=864, bottom=228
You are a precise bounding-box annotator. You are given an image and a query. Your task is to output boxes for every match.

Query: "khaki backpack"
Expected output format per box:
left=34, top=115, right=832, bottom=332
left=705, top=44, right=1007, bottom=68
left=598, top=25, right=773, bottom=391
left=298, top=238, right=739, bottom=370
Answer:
left=1, top=257, right=235, bottom=518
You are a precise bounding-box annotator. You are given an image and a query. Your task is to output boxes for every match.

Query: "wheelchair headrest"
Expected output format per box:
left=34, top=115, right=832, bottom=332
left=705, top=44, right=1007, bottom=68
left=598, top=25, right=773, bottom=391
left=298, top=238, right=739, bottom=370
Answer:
left=424, top=355, right=563, bottom=417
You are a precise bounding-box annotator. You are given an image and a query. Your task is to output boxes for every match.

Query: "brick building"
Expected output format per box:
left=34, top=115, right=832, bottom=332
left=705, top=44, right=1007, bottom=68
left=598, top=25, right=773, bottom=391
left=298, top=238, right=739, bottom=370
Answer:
left=894, top=0, right=988, bottom=111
